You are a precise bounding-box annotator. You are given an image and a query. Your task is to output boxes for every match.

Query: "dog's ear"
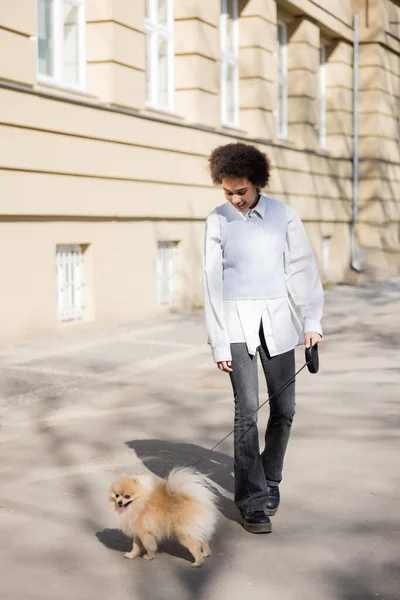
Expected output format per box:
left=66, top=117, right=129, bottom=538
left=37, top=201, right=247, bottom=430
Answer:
left=130, top=475, right=138, bottom=483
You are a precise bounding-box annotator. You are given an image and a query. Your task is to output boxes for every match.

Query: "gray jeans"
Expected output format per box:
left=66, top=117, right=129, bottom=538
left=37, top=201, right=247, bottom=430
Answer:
left=229, top=331, right=296, bottom=515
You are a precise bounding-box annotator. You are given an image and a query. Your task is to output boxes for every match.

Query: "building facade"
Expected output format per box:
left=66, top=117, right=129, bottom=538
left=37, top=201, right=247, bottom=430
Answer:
left=0, top=0, right=399, bottom=342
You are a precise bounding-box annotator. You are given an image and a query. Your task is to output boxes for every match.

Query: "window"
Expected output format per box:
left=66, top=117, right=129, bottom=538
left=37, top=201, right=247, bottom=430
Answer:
left=276, top=23, right=288, bottom=139
left=220, top=0, right=239, bottom=128
left=145, top=0, right=174, bottom=111
left=56, top=245, right=83, bottom=321
left=321, top=236, right=330, bottom=279
left=319, top=46, right=327, bottom=149
left=157, top=242, right=177, bottom=306
left=37, top=0, right=86, bottom=90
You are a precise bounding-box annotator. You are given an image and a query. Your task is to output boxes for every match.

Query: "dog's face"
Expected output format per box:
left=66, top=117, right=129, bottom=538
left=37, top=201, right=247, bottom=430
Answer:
left=109, top=476, right=139, bottom=514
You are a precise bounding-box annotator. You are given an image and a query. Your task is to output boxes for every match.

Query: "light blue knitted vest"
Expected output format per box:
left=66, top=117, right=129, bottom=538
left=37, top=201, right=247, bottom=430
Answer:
left=216, top=196, right=288, bottom=300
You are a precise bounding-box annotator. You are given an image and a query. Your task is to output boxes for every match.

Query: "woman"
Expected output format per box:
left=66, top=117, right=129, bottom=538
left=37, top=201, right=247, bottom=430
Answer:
left=203, top=143, right=323, bottom=534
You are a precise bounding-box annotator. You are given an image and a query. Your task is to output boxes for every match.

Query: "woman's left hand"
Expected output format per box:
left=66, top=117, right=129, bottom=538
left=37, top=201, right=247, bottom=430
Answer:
left=305, top=331, right=322, bottom=348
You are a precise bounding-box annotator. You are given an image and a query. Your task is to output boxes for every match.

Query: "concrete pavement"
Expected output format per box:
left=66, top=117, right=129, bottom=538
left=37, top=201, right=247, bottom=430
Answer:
left=0, top=281, right=399, bottom=600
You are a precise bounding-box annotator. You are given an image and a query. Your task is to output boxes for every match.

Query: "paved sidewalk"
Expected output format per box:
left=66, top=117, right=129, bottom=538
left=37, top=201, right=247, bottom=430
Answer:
left=0, top=281, right=399, bottom=600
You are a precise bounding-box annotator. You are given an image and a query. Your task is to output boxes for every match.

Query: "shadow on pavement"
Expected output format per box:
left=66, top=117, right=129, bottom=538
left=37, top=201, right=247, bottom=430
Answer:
left=324, top=559, right=400, bottom=600
left=126, top=438, right=239, bottom=522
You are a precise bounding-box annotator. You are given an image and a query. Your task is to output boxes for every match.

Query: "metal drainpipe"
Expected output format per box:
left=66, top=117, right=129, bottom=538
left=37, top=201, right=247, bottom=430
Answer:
left=351, top=13, right=361, bottom=271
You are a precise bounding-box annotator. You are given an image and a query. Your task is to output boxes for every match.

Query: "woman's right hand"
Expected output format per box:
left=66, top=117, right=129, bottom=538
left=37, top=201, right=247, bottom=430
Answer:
left=217, top=361, right=233, bottom=373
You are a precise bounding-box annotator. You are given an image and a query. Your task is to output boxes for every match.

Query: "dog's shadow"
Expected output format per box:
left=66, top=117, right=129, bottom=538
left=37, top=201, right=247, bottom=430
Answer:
left=96, top=439, right=239, bottom=562
left=95, top=529, right=196, bottom=563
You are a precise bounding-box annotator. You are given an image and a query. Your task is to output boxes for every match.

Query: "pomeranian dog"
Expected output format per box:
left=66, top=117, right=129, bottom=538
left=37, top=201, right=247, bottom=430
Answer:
left=109, top=467, right=218, bottom=567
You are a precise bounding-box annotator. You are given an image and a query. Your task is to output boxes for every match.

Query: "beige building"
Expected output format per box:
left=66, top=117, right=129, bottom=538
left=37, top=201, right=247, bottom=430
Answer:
left=0, top=0, right=399, bottom=342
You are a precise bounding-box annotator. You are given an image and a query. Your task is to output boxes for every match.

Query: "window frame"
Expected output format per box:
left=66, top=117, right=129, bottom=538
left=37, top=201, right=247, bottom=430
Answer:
left=56, top=244, right=84, bottom=322
left=37, top=0, right=86, bottom=92
left=145, top=0, right=175, bottom=112
left=276, top=22, right=288, bottom=140
left=319, top=45, right=327, bottom=149
left=156, top=241, right=178, bottom=306
left=220, top=0, right=240, bottom=129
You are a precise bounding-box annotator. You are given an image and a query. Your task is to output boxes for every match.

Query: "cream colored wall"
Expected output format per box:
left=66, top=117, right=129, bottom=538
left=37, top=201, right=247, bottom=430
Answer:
left=0, top=0, right=399, bottom=342
left=0, top=218, right=206, bottom=343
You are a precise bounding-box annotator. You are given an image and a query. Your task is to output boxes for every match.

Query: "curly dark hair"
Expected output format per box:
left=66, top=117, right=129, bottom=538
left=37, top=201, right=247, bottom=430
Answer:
left=209, top=143, right=271, bottom=188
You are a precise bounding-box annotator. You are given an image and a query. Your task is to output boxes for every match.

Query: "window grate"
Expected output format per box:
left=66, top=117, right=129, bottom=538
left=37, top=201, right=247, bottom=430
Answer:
left=56, top=245, right=83, bottom=321
left=157, top=242, right=177, bottom=306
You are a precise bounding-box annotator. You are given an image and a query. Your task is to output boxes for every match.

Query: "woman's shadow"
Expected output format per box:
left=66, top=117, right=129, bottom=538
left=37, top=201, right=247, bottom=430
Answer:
left=96, top=439, right=239, bottom=563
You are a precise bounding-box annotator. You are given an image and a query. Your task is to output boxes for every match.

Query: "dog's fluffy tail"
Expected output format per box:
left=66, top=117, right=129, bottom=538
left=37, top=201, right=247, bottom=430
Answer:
left=166, top=467, right=218, bottom=540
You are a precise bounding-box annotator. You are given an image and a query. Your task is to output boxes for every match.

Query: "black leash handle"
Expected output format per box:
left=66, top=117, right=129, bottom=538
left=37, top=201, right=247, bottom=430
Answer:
left=305, top=341, right=319, bottom=374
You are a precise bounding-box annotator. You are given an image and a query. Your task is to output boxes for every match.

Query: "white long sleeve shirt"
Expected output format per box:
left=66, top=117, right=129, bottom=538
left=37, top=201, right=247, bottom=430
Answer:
left=203, top=195, right=324, bottom=363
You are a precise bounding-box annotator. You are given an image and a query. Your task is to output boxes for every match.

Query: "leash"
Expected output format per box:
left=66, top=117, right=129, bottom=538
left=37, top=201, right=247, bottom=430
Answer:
left=207, top=343, right=320, bottom=454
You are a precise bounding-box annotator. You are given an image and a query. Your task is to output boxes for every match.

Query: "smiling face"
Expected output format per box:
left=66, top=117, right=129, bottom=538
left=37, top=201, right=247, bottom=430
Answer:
left=221, top=177, right=259, bottom=213
left=109, top=476, right=138, bottom=514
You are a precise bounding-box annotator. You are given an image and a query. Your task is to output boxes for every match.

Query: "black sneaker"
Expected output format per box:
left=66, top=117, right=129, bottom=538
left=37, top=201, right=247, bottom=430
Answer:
left=266, top=486, right=280, bottom=516
left=241, top=510, right=272, bottom=534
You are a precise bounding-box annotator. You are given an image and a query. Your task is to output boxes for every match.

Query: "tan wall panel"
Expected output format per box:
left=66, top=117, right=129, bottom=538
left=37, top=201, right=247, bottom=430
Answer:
left=287, top=97, right=318, bottom=124
left=239, top=108, right=275, bottom=139
left=326, top=63, right=353, bottom=90
left=358, top=136, right=400, bottom=162
left=0, top=224, right=58, bottom=340
left=326, top=88, right=353, bottom=113
left=0, top=221, right=158, bottom=341
left=359, top=65, right=400, bottom=96
left=0, top=0, right=36, bottom=35
left=288, top=48, right=318, bottom=72
left=112, top=62, right=145, bottom=109
left=326, top=111, right=353, bottom=136
left=1, top=87, right=355, bottom=175
left=86, top=62, right=145, bottom=109
left=308, top=155, right=352, bottom=179
left=0, top=125, right=212, bottom=186
left=85, top=0, right=112, bottom=22
left=288, top=70, right=317, bottom=98
left=175, top=0, right=219, bottom=26
left=86, top=62, right=113, bottom=102
left=359, top=178, right=400, bottom=205
left=175, top=55, right=218, bottom=94
left=0, top=170, right=222, bottom=219
left=175, top=19, right=218, bottom=60
left=359, top=112, right=400, bottom=140
left=112, top=0, right=145, bottom=31
left=0, top=29, right=36, bottom=85
left=240, top=0, right=277, bottom=23
left=359, top=89, right=399, bottom=117
left=1, top=164, right=355, bottom=224
left=86, top=22, right=144, bottom=70
left=289, top=17, right=320, bottom=48
left=239, top=16, right=276, bottom=51
left=359, top=161, right=400, bottom=182
left=359, top=200, right=400, bottom=224
left=270, top=168, right=352, bottom=200
left=325, top=134, right=354, bottom=157
left=175, top=89, right=219, bottom=127
left=328, top=40, right=353, bottom=65
left=359, top=43, right=400, bottom=75
left=240, top=78, right=275, bottom=109
left=86, top=0, right=144, bottom=31
left=240, top=47, right=274, bottom=81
